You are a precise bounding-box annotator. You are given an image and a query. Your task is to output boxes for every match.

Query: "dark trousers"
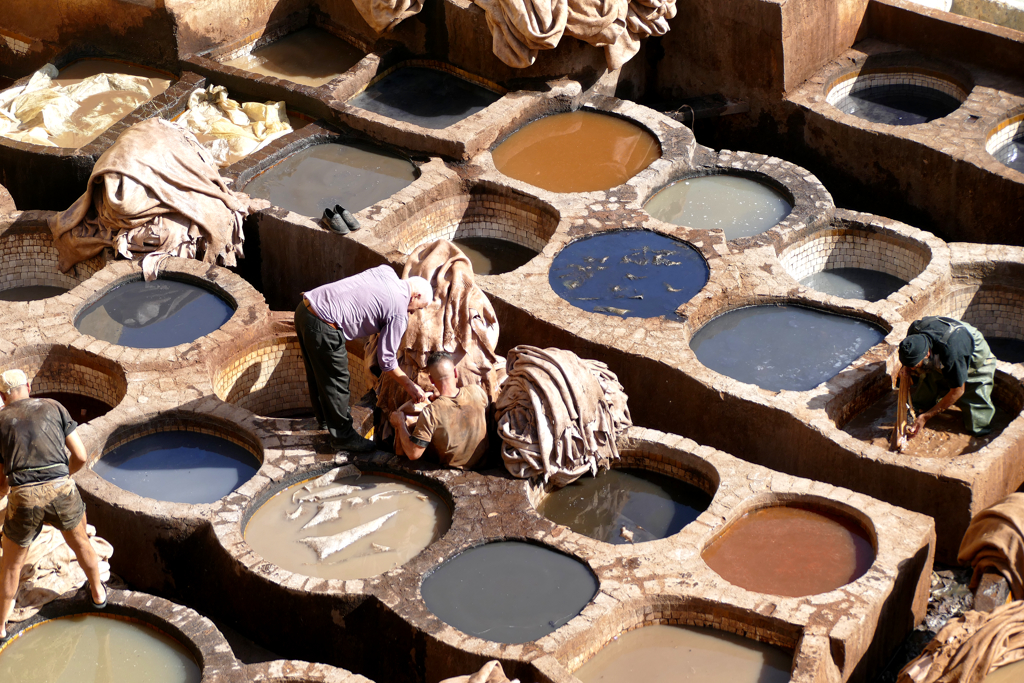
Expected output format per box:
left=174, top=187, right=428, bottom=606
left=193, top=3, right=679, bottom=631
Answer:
left=295, top=302, right=352, bottom=439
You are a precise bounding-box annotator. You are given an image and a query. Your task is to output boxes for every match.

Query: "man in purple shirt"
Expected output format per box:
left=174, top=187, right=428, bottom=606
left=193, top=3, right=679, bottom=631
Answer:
left=296, top=265, right=433, bottom=452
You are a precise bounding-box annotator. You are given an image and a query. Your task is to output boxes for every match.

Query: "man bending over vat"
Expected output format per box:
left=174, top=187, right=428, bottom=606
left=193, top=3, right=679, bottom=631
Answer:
left=297, top=266, right=434, bottom=453
left=0, top=370, right=107, bottom=641
left=898, top=316, right=998, bottom=439
left=390, top=351, right=489, bottom=470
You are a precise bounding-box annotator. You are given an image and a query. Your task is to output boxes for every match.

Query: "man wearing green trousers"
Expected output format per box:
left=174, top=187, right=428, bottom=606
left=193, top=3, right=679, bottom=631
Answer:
left=898, top=316, right=998, bottom=438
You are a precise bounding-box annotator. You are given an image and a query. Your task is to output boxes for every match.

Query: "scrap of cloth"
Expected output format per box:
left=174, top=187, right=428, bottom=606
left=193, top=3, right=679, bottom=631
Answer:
left=441, top=661, right=519, bottom=683
left=958, top=492, right=1024, bottom=600
left=0, top=64, right=170, bottom=149
left=351, top=0, right=426, bottom=32
left=898, top=601, right=1024, bottom=683
left=48, top=117, right=265, bottom=280
left=373, top=240, right=504, bottom=439
left=0, top=496, right=114, bottom=623
left=179, top=85, right=293, bottom=168
left=495, top=345, right=632, bottom=486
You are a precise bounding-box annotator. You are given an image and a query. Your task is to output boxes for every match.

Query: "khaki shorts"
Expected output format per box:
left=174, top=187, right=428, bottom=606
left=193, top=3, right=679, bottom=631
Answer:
left=3, top=477, right=86, bottom=547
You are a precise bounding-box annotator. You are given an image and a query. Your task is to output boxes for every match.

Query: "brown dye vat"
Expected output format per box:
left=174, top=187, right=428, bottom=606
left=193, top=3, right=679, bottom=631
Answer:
left=452, top=237, right=538, bottom=275
left=0, top=285, right=68, bottom=301
left=842, top=392, right=1014, bottom=458
left=52, top=60, right=173, bottom=85
left=492, top=111, right=660, bottom=193
left=33, top=391, right=114, bottom=423
left=702, top=505, right=875, bottom=597
left=223, top=28, right=364, bottom=88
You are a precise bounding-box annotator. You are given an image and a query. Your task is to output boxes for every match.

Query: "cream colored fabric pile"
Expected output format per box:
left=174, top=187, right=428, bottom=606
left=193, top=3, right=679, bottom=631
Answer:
left=179, top=85, right=293, bottom=168
left=899, top=601, right=1024, bottom=683
left=0, top=496, right=113, bottom=623
left=49, top=117, right=266, bottom=280
left=958, top=492, right=1024, bottom=600
left=441, top=661, right=519, bottom=683
left=0, top=65, right=169, bottom=149
left=495, top=345, right=632, bottom=486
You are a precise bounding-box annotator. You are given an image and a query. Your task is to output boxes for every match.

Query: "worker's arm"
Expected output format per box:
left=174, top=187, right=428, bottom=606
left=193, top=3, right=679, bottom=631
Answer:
left=908, top=385, right=965, bottom=436
left=389, top=410, right=426, bottom=461
left=386, top=367, right=427, bottom=402
left=65, top=430, right=89, bottom=475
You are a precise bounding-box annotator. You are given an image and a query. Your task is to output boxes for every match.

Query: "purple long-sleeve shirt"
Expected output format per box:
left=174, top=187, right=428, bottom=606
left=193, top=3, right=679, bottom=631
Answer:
left=304, top=266, right=410, bottom=372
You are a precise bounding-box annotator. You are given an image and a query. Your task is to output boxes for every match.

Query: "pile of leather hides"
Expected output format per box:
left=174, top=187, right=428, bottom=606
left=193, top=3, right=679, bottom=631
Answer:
left=898, top=601, right=1024, bottom=683
left=48, top=117, right=267, bottom=281
left=179, top=85, right=293, bottom=168
left=351, top=0, right=674, bottom=70
left=0, top=64, right=170, bottom=149
left=495, top=345, right=632, bottom=486
left=373, top=240, right=504, bottom=439
left=958, top=492, right=1024, bottom=600
left=0, top=495, right=114, bottom=623
left=441, top=661, right=518, bottom=683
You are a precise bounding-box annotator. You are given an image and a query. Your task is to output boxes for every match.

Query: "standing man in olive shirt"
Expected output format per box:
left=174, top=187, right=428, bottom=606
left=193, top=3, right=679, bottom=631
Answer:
left=0, top=370, right=107, bottom=641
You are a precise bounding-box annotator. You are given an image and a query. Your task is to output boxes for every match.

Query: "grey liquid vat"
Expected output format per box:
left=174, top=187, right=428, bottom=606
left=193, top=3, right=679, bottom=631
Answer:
left=548, top=230, right=708, bottom=318
left=538, top=468, right=712, bottom=544
left=244, top=141, right=417, bottom=218
left=76, top=279, right=233, bottom=348
left=0, top=285, right=69, bottom=301
left=690, top=304, right=886, bottom=391
left=452, top=237, right=538, bottom=275
left=994, top=139, right=1024, bottom=174
left=93, top=431, right=260, bottom=504
left=348, top=67, right=501, bottom=129
left=421, top=541, right=598, bottom=643
left=799, top=268, right=907, bottom=301
left=644, top=175, right=792, bottom=240
left=833, top=85, right=960, bottom=125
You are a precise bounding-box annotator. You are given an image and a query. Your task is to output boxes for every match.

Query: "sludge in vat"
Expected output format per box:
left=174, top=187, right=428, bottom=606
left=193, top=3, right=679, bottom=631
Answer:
left=799, top=268, right=907, bottom=301
left=347, top=66, right=501, bottom=129
left=243, top=141, right=417, bottom=218
left=701, top=504, right=875, bottom=597
left=451, top=237, right=537, bottom=275
left=492, top=111, right=660, bottom=193
left=989, top=337, right=1024, bottom=365
left=548, top=230, right=708, bottom=318
left=222, top=28, right=364, bottom=88
left=92, top=431, right=260, bottom=504
left=421, top=541, right=598, bottom=643
left=0, top=614, right=200, bottom=683
left=244, top=472, right=451, bottom=580
left=0, top=286, right=68, bottom=302
left=644, top=175, right=792, bottom=240
left=573, top=624, right=791, bottom=683
left=33, top=392, right=113, bottom=423
left=689, top=304, right=886, bottom=391
left=538, top=468, right=712, bottom=544
left=76, top=279, right=234, bottom=348
left=984, top=659, right=1024, bottom=682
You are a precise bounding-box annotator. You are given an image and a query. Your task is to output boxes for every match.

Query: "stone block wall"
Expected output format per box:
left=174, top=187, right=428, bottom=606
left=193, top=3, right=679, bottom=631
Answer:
left=779, top=228, right=931, bottom=283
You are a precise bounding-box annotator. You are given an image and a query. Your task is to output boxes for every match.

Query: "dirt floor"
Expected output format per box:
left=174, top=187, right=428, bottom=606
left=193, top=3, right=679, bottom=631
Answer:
left=843, top=393, right=1014, bottom=458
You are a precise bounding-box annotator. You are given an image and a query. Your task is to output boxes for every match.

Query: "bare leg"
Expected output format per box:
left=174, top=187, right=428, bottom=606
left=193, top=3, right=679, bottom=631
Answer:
left=59, top=517, right=105, bottom=606
left=1, top=534, right=30, bottom=638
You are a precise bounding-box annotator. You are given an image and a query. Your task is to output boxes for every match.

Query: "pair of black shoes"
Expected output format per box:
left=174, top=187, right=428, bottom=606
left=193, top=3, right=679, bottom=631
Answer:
left=322, top=205, right=361, bottom=235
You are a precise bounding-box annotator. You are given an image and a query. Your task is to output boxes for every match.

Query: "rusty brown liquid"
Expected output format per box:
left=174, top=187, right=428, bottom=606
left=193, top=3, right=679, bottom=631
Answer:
left=492, top=111, right=660, bottom=193
left=223, top=28, right=363, bottom=88
left=701, top=505, right=874, bottom=597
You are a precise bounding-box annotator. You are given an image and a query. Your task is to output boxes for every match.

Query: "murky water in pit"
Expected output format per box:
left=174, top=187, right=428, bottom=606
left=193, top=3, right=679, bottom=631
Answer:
left=799, top=267, right=907, bottom=301
left=573, top=624, right=791, bottom=683
left=348, top=67, right=501, bottom=129
left=993, top=139, right=1024, bottom=174
left=833, top=85, right=961, bottom=126
left=644, top=175, right=792, bottom=239
left=988, top=337, right=1024, bottom=364
left=245, top=472, right=451, bottom=580
left=223, top=28, right=364, bottom=88
left=33, top=391, right=113, bottom=423
left=451, top=237, right=537, bottom=274
left=0, top=614, right=200, bottom=683
left=492, top=111, right=660, bottom=193
left=0, top=285, right=68, bottom=301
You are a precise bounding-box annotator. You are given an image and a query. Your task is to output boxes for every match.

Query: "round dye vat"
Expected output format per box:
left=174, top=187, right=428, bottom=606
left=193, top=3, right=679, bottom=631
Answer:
left=690, top=304, right=886, bottom=391
left=492, top=111, right=660, bottom=193
left=993, top=138, right=1024, bottom=174
left=573, top=624, right=791, bottom=683
left=644, top=175, right=792, bottom=240
left=244, top=142, right=417, bottom=218
left=348, top=67, right=501, bottom=129
left=0, top=614, right=200, bottom=683
left=245, top=473, right=451, bottom=580
left=34, top=392, right=113, bottom=424
left=76, top=279, right=234, bottom=349
left=93, top=431, right=260, bottom=504
left=833, top=85, right=960, bottom=125
left=0, top=286, right=68, bottom=302
left=421, top=541, right=598, bottom=643
left=989, top=337, right=1024, bottom=364
left=702, top=505, right=875, bottom=597
left=984, top=659, right=1024, bottom=683
left=223, top=28, right=364, bottom=88
left=799, top=268, right=907, bottom=301
left=538, top=468, right=711, bottom=544
left=452, top=237, right=537, bottom=275
left=548, top=230, right=708, bottom=318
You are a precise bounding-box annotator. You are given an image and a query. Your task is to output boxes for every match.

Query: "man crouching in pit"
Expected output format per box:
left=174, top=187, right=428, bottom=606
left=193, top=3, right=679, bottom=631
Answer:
left=389, top=352, right=489, bottom=470
left=0, top=370, right=107, bottom=641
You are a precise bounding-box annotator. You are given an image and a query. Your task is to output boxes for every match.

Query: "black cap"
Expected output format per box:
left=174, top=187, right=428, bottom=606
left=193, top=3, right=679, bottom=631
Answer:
left=899, top=334, right=930, bottom=367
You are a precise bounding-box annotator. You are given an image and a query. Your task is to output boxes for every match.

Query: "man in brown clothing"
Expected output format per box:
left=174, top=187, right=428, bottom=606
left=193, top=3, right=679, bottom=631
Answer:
left=390, top=352, right=489, bottom=470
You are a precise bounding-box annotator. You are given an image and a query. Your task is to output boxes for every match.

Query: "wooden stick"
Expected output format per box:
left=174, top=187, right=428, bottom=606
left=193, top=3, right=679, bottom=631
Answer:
left=891, top=366, right=910, bottom=452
